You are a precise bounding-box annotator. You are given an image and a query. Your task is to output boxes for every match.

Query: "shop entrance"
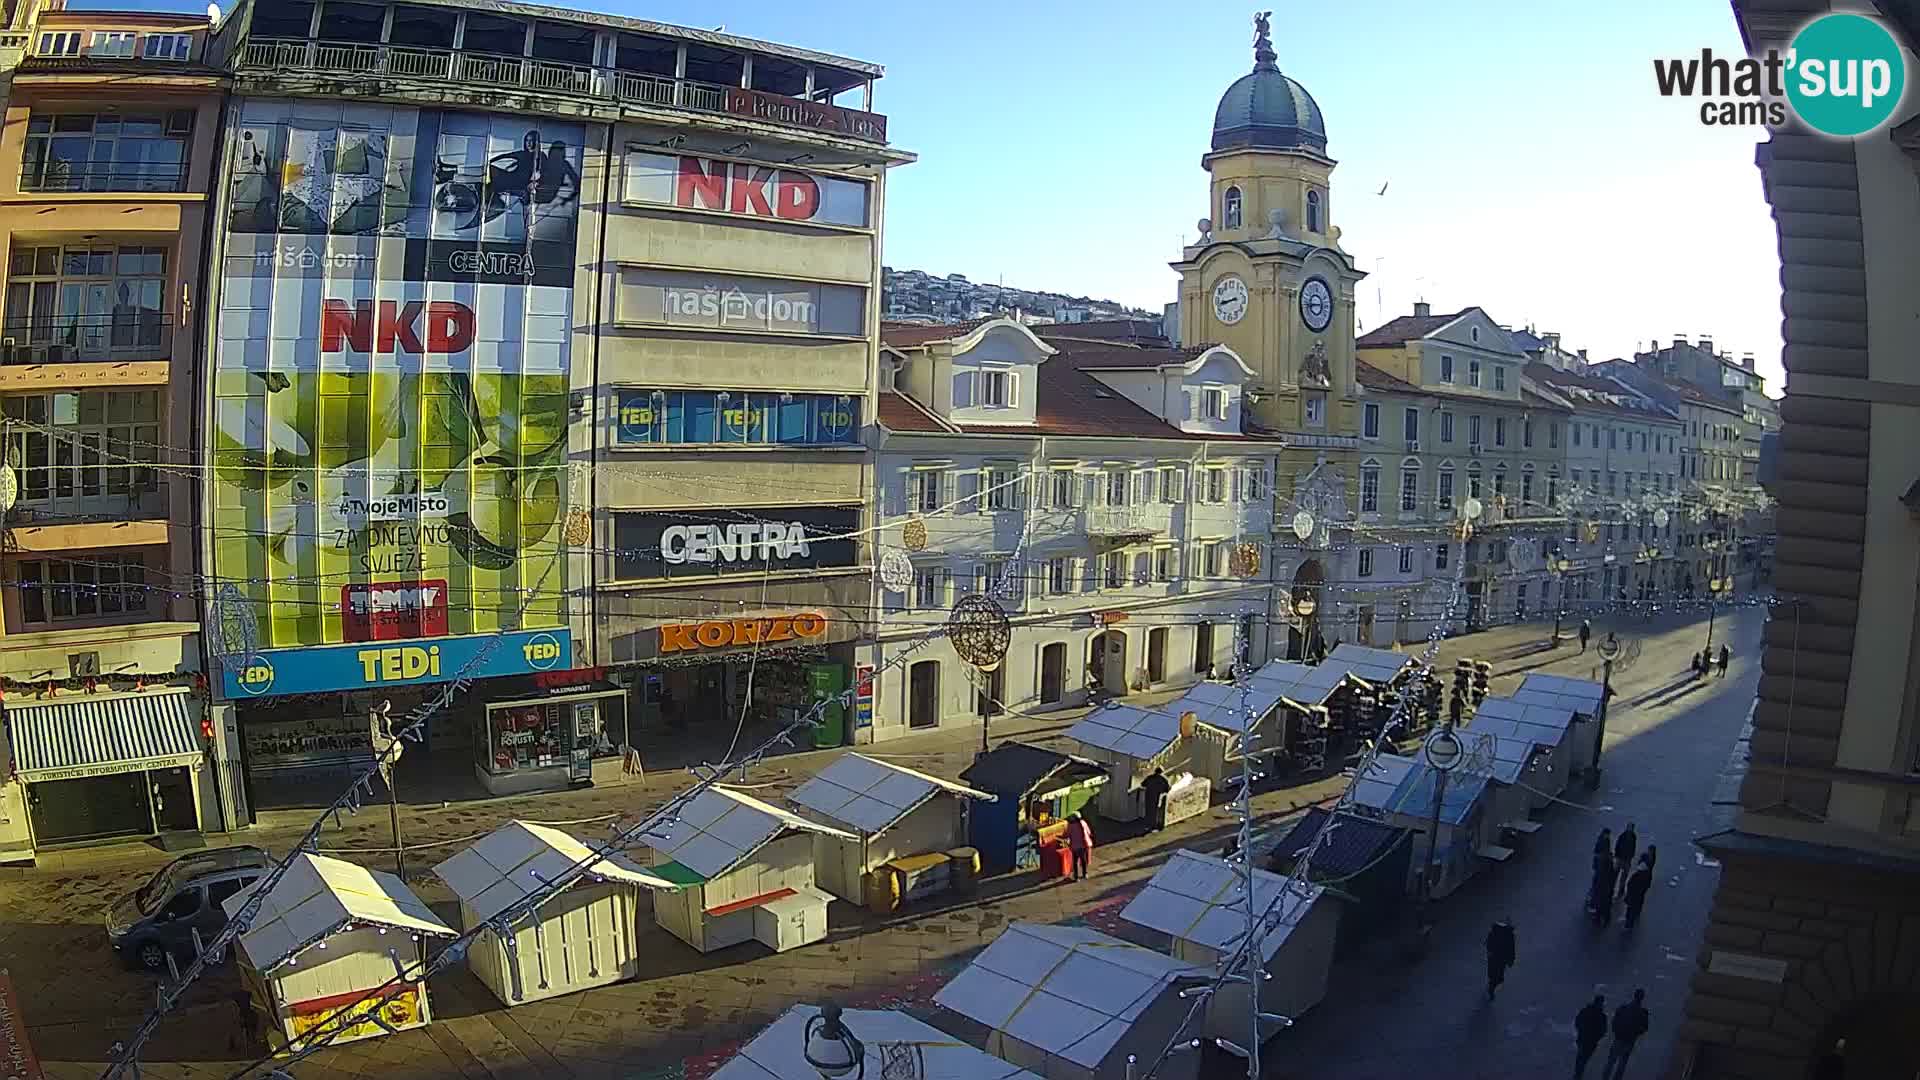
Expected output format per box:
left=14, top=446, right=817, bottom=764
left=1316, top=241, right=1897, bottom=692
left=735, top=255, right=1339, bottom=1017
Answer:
left=1194, top=621, right=1214, bottom=676
left=27, top=773, right=150, bottom=845
left=1147, top=628, right=1168, bottom=684
left=1039, top=642, right=1066, bottom=705
left=150, top=767, right=198, bottom=833
left=908, top=661, right=940, bottom=729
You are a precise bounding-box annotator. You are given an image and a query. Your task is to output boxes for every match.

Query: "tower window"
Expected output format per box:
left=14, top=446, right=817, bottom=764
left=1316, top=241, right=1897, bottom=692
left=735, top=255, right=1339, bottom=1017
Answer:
left=1306, top=190, right=1322, bottom=233
left=1223, top=187, right=1243, bottom=230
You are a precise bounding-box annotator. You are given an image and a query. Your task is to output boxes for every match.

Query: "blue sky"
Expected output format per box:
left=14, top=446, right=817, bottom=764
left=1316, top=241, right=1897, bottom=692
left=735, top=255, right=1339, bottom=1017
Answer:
left=85, top=0, right=1785, bottom=388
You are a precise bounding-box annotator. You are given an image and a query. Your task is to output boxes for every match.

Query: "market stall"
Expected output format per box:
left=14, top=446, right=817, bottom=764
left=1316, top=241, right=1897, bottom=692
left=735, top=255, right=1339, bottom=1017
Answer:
left=1269, top=807, right=1411, bottom=943
left=1455, top=729, right=1547, bottom=842
left=1064, top=704, right=1202, bottom=825
left=1468, top=694, right=1579, bottom=806
left=787, top=753, right=992, bottom=909
left=641, top=786, right=854, bottom=954
left=1351, top=753, right=1499, bottom=898
left=1119, top=850, right=1340, bottom=1043
left=433, top=820, right=676, bottom=1006
left=710, top=1004, right=1041, bottom=1080
left=1323, top=643, right=1417, bottom=687
left=933, top=921, right=1204, bottom=1080
left=1510, top=674, right=1607, bottom=776
left=958, top=743, right=1109, bottom=875
left=225, top=853, right=455, bottom=1051
left=1173, top=679, right=1302, bottom=792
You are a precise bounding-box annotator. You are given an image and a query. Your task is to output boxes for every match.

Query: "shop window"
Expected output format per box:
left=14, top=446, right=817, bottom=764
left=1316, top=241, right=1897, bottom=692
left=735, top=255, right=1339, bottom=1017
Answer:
left=613, top=389, right=859, bottom=448
left=6, top=243, right=170, bottom=358
left=481, top=702, right=570, bottom=775
left=16, top=553, right=149, bottom=623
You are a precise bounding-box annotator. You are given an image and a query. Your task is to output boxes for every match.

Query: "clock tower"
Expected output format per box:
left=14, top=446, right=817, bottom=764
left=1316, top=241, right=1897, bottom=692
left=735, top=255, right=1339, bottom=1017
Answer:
left=1172, top=11, right=1365, bottom=441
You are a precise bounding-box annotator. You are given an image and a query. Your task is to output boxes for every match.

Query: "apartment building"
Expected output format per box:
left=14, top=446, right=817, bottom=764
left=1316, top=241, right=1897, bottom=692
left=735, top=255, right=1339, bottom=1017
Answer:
left=0, top=1, right=223, bottom=860
left=194, top=0, right=904, bottom=817
left=867, top=319, right=1279, bottom=739
left=1672, top=3, right=1920, bottom=1077
left=1354, top=305, right=1569, bottom=634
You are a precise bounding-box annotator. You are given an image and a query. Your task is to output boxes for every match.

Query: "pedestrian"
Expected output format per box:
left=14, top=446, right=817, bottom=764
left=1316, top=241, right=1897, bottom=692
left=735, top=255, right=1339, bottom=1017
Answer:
left=228, top=990, right=261, bottom=1052
left=1579, top=620, right=1592, bottom=653
left=1588, top=829, right=1611, bottom=911
left=1603, top=989, right=1651, bottom=1080
left=1590, top=857, right=1617, bottom=927
left=1640, top=844, right=1658, bottom=878
left=1574, top=993, right=1609, bottom=1079
left=1065, top=813, right=1093, bottom=881
left=1690, top=651, right=1704, bottom=678
left=1613, top=823, right=1639, bottom=897
left=1813, top=1038, right=1847, bottom=1080
left=1622, top=860, right=1654, bottom=930
left=1484, top=918, right=1516, bottom=999
left=1139, top=768, right=1172, bottom=831
left=1717, top=644, right=1731, bottom=678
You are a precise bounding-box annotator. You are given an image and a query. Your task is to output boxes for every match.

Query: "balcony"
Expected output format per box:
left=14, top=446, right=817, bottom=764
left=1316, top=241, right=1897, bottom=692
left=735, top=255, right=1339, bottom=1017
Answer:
left=238, top=39, right=890, bottom=145
left=19, top=160, right=188, bottom=195
left=2, top=314, right=173, bottom=366
left=1083, top=504, right=1165, bottom=540
left=4, top=478, right=170, bottom=551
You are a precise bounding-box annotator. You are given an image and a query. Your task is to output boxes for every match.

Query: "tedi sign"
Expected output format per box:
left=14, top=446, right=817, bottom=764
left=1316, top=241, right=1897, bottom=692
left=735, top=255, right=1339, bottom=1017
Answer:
left=1653, top=13, right=1906, bottom=136
left=662, top=521, right=815, bottom=565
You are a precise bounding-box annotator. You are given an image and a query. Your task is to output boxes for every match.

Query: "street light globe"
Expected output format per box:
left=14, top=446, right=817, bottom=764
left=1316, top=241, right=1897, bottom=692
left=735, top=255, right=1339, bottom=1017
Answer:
left=1293, top=593, right=1318, bottom=617
left=803, top=1004, right=863, bottom=1079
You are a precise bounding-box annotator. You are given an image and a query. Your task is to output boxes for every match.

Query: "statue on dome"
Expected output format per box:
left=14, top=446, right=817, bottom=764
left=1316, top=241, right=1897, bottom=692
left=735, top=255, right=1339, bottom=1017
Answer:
left=1300, top=339, right=1332, bottom=388
left=1253, top=11, right=1277, bottom=69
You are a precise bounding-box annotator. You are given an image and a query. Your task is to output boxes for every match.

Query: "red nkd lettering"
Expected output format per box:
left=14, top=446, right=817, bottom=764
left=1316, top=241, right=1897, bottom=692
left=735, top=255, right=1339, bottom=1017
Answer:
left=675, top=156, right=728, bottom=212
left=321, top=300, right=476, bottom=354
left=728, top=165, right=777, bottom=216
left=776, top=171, right=821, bottom=220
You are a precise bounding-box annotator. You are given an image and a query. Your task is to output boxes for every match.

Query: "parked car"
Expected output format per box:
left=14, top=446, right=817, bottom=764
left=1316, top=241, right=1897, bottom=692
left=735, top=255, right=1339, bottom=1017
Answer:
left=105, top=845, right=273, bottom=971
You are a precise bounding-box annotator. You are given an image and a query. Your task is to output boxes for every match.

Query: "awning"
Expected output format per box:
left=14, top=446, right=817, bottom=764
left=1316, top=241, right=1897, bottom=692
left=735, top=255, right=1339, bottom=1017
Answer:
left=5, top=691, right=201, bottom=782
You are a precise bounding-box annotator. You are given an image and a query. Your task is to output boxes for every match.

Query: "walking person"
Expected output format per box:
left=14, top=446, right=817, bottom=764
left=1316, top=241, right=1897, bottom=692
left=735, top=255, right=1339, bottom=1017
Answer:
left=1613, top=823, right=1639, bottom=898
left=1579, top=619, right=1592, bottom=653
left=1639, top=844, right=1657, bottom=878
left=1622, top=860, right=1654, bottom=930
left=1590, top=856, right=1617, bottom=927
left=1139, top=767, right=1172, bottom=832
left=1574, top=993, right=1609, bottom=1079
left=1065, top=813, right=1093, bottom=881
left=1484, top=917, right=1516, bottom=999
left=1717, top=644, right=1731, bottom=678
left=1603, top=989, right=1651, bottom=1080
left=1588, top=829, right=1611, bottom=912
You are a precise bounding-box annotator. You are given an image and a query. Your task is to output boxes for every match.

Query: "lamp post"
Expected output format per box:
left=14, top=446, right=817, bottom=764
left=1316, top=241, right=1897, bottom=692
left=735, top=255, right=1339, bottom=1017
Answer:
left=370, top=700, right=403, bottom=879
left=1413, top=724, right=1463, bottom=943
left=1591, top=633, right=1620, bottom=787
left=1550, top=558, right=1573, bottom=644
left=803, top=1003, right=864, bottom=1079
left=1292, top=591, right=1319, bottom=662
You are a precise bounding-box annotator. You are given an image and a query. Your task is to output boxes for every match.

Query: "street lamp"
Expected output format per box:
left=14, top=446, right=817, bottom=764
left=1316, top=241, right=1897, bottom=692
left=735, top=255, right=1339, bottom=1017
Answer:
left=1413, top=724, right=1463, bottom=943
left=1590, top=633, right=1621, bottom=787
left=803, top=1003, right=864, bottom=1079
left=1550, top=558, right=1574, bottom=644
left=1291, top=590, right=1319, bottom=661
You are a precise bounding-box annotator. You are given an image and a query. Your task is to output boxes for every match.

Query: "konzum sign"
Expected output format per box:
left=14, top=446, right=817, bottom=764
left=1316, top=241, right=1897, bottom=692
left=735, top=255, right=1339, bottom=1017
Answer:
left=625, top=151, right=870, bottom=228
left=658, top=611, right=829, bottom=654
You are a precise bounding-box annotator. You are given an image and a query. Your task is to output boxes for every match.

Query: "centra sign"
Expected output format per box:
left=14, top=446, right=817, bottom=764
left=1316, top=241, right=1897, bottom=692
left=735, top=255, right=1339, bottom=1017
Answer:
left=659, top=612, right=829, bottom=653
left=662, top=521, right=814, bottom=565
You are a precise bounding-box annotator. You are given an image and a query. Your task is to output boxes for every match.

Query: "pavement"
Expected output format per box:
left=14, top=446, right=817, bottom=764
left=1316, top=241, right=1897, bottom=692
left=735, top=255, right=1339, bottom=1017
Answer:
left=0, top=605, right=1767, bottom=1080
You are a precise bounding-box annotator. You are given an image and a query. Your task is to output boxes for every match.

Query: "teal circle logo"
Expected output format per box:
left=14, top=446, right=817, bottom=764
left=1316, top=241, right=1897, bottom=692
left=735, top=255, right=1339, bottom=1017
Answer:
left=1786, top=13, right=1906, bottom=137
left=236, top=654, right=275, bottom=696
left=523, top=632, right=564, bottom=671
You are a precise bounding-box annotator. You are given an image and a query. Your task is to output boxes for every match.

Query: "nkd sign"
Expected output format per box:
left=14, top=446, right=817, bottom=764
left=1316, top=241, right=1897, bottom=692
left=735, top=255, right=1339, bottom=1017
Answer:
left=625, top=151, right=871, bottom=229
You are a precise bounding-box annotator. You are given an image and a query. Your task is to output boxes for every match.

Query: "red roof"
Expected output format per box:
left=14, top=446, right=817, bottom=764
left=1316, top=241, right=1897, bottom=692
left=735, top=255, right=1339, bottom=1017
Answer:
left=876, top=390, right=952, bottom=433
left=1355, top=311, right=1462, bottom=347
left=880, top=319, right=995, bottom=348
left=879, top=364, right=1283, bottom=442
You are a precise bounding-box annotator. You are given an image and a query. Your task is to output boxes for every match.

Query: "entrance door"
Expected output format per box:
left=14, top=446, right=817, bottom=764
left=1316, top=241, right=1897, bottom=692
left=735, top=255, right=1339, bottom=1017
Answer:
left=1103, top=630, right=1129, bottom=692
left=1147, top=628, right=1168, bottom=684
left=1040, top=642, right=1066, bottom=705
left=1357, top=605, right=1375, bottom=646
left=150, top=767, right=198, bottom=833
left=908, top=661, right=939, bottom=729
left=1238, top=614, right=1255, bottom=670
left=975, top=665, right=1004, bottom=719
left=27, top=772, right=150, bottom=845
left=1194, top=621, right=1215, bottom=675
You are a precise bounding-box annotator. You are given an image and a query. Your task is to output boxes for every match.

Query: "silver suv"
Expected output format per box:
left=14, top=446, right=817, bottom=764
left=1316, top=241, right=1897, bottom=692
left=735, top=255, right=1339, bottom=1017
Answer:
left=105, top=846, right=272, bottom=971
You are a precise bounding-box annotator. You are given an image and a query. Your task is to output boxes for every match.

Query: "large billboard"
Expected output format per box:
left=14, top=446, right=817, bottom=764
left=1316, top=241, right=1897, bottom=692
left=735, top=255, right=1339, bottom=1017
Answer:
left=212, top=101, right=580, bottom=696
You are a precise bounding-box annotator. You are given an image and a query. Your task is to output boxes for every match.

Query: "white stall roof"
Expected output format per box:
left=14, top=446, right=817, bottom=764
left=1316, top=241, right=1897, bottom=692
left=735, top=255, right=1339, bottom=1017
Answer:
left=1066, top=703, right=1183, bottom=761
left=711, top=1005, right=1042, bottom=1080
left=223, top=852, right=454, bottom=972
left=1119, top=850, right=1323, bottom=963
left=1471, top=697, right=1576, bottom=744
left=1512, top=674, right=1607, bottom=714
left=1248, top=660, right=1328, bottom=708
left=935, top=922, right=1201, bottom=1071
left=1351, top=754, right=1417, bottom=812
left=643, top=786, right=857, bottom=881
left=1174, top=681, right=1291, bottom=734
left=1457, top=730, right=1532, bottom=785
left=1325, top=643, right=1415, bottom=685
left=434, top=820, right=679, bottom=924
left=790, top=753, right=992, bottom=836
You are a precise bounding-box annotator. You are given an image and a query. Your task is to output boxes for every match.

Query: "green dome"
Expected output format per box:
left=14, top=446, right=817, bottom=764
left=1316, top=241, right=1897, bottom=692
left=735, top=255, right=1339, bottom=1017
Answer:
left=1212, top=24, right=1326, bottom=154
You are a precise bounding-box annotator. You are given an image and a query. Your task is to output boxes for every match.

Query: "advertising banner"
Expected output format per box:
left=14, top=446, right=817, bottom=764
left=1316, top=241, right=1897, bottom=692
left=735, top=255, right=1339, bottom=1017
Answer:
left=211, top=101, right=580, bottom=683
left=610, top=506, right=859, bottom=580
left=222, top=629, right=571, bottom=699
left=613, top=268, right=865, bottom=336
left=622, top=151, right=871, bottom=228
left=613, top=388, right=858, bottom=447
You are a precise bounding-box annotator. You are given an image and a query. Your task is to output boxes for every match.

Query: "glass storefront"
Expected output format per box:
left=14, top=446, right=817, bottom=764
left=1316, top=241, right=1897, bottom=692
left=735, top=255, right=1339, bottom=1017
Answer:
left=474, top=685, right=627, bottom=796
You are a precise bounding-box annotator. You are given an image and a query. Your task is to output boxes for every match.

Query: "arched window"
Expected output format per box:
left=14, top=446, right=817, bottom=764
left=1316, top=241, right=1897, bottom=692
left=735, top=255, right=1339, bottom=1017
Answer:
left=1306, top=190, right=1322, bottom=233
left=1359, top=459, right=1381, bottom=513
left=1521, top=463, right=1536, bottom=506
left=1436, top=465, right=1455, bottom=511
left=1223, top=186, right=1243, bottom=229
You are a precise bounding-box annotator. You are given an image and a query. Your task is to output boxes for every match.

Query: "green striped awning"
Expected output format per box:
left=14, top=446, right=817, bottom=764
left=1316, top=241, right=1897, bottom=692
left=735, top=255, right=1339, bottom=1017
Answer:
left=5, top=690, right=201, bottom=782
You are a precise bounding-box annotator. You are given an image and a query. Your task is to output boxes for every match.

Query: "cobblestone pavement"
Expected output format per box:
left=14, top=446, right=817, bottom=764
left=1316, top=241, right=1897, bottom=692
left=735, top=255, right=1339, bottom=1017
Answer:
left=0, top=608, right=1762, bottom=1080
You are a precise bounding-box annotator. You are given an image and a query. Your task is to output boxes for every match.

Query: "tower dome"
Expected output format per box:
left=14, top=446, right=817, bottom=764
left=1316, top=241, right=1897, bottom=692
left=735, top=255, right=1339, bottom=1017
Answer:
left=1211, top=13, right=1327, bottom=154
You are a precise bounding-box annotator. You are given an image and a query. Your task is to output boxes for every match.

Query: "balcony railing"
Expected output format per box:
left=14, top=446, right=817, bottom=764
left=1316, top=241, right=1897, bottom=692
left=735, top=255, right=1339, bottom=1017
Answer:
left=1084, top=504, right=1156, bottom=538
left=4, top=476, right=168, bottom=525
left=19, top=161, right=188, bottom=194
left=1, top=314, right=173, bottom=365
left=238, top=38, right=889, bottom=144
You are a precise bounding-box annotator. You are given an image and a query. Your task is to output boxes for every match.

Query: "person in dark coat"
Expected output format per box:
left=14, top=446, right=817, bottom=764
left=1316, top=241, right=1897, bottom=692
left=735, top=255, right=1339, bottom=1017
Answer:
left=1574, top=993, right=1609, bottom=1078
left=1621, top=861, right=1654, bottom=930
left=1603, top=989, right=1651, bottom=1080
left=1139, top=768, right=1172, bottom=831
left=1590, top=858, right=1617, bottom=926
left=1579, top=620, right=1592, bottom=653
left=1640, top=844, right=1658, bottom=877
left=1613, top=823, right=1639, bottom=898
left=1484, top=918, right=1516, bottom=999
left=1717, top=644, right=1731, bottom=678
left=1588, top=829, right=1611, bottom=911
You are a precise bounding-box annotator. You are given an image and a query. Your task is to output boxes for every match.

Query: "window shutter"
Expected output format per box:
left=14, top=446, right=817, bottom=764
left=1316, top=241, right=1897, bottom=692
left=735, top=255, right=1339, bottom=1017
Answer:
left=957, top=470, right=979, bottom=511
left=1174, top=469, right=1187, bottom=503
left=1231, top=469, right=1242, bottom=502
left=952, top=371, right=974, bottom=409
left=1184, top=389, right=1197, bottom=420
left=1007, top=372, right=1020, bottom=408
left=889, top=469, right=910, bottom=516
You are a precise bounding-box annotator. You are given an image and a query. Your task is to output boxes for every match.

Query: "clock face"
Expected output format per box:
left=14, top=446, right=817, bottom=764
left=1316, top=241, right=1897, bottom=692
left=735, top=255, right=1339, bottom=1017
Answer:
left=1212, top=275, right=1249, bottom=326
left=1300, top=277, right=1334, bottom=332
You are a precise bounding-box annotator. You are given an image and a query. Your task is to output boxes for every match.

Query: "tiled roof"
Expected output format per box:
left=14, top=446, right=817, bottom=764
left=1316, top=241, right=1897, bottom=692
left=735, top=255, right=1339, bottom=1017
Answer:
left=1524, top=363, right=1672, bottom=421
left=1033, top=319, right=1170, bottom=346
left=877, top=391, right=952, bottom=433
left=880, top=319, right=995, bottom=348
left=1520, top=386, right=1574, bottom=412
left=1050, top=342, right=1204, bottom=370
left=879, top=365, right=1282, bottom=442
left=1356, top=362, right=1421, bottom=394
left=1355, top=311, right=1461, bottom=347
left=1508, top=328, right=1549, bottom=353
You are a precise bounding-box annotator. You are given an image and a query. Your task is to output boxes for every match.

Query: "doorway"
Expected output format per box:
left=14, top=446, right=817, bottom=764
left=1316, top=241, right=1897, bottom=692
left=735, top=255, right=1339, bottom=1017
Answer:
left=1395, top=600, right=1412, bottom=645
left=1238, top=614, right=1255, bottom=670
left=150, top=767, right=198, bottom=833
left=26, top=773, right=150, bottom=845
left=974, top=665, right=1005, bottom=719
left=1147, top=628, right=1168, bottom=684
left=1039, top=642, right=1067, bottom=705
left=1103, top=630, right=1130, bottom=693
left=908, top=661, right=939, bottom=729
left=1194, top=621, right=1214, bottom=675
left=1357, top=605, right=1375, bottom=646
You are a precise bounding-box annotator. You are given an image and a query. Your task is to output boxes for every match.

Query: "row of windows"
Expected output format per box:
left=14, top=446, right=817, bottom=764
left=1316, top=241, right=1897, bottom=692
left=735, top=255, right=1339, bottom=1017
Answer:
left=15, top=555, right=151, bottom=624
left=902, top=542, right=1262, bottom=609
left=900, top=463, right=1269, bottom=515
left=1569, top=423, right=1681, bottom=454
left=1357, top=462, right=1562, bottom=514
left=1362, top=403, right=1562, bottom=450
left=1221, top=186, right=1323, bottom=233
left=37, top=31, right=193, bottom=61
left=1354, top=543, right=1452, bottom=577
left=1436, top=354, right=1507, bottom=391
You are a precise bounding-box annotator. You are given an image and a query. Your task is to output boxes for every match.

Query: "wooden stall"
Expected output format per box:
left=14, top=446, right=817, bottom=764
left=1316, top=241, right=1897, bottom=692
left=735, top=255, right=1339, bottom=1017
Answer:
left=1350, top=753, right=1499, bottom=898
left=787, top=753, right=992, bottom=909
left=1510, top=674, right=1608, bottom=776
left=1173, top=679, right=1300, bottom=792
left=958, top=743, right=1109, bottom=875
left=433, top=820, right=675, bottom=1006
left=1469, top=695, right=1579, bottom=805
left=641, top=787, right=854, bottom=954
left=224, top=853, right=455, bottom=1051
left=1118, top=850, right=1340, bottom=1043
left=1269, top=807, right=1412, bottom=943
left=1064, top=704, right=1200, bottom=825
left=710, top=1004, right=1041, bottom=1080
left=934, top=922, right=1204, bottom=1080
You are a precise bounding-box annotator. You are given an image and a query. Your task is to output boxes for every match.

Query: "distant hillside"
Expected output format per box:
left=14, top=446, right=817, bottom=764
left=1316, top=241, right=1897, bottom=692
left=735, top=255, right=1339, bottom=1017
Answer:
left=882, top=266, right=1154, bottom=325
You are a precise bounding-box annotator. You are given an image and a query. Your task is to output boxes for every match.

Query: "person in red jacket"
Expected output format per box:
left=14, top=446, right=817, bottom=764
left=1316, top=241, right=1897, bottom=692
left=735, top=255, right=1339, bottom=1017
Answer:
left=1065, top=814, right=1094, bottom=881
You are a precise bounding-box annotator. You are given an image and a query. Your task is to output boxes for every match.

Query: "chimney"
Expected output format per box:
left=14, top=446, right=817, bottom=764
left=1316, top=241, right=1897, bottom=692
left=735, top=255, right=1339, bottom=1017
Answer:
left=1698, top=335, right=1713, bottom=354
left=1577, top=348, right=1588, bottom=362
left=1544, top=332, right=1561, bottom=350
left=1413, top=301, right=1431, bottom=318
left=1741, top=351, right=1755, bottom=371
left=1673, top=335, right=1688, bottom=348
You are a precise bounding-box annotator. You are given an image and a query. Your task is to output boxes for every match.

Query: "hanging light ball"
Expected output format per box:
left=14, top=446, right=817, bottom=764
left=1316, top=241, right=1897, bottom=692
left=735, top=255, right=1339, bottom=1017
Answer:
left=563, top=509, right=592, bottom=547
left=1230, top=542, right=1262, bottom=579
left=901, top=517, right=929, bottom=552
left=946, top=594, right=1011, bottom=671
